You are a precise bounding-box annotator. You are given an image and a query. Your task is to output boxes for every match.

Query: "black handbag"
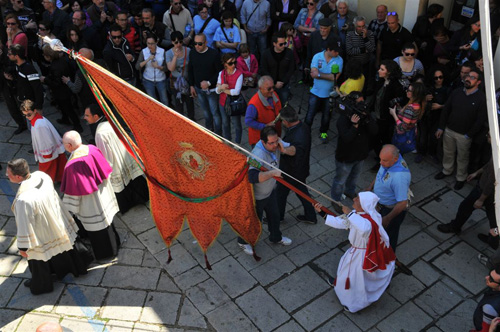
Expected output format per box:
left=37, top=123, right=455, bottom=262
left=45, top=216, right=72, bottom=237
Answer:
left=225, top=94, right=247, bottom=116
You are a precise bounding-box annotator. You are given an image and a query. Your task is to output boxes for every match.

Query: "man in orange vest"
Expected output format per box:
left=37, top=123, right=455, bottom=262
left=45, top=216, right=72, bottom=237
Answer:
left=244, top=75, right=282, bottom=146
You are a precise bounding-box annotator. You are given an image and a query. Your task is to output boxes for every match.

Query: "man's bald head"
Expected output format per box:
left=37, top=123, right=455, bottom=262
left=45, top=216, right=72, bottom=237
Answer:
left=78, top=48, right=94, bottom=60
left=36, top=322, right=63, bottom=332
left=63, top=130, right=82, bottom=153
left=379, top=144, right=399, bottom=168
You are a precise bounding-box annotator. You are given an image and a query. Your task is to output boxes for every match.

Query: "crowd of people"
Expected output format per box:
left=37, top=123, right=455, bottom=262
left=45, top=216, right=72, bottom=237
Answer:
left=2, top=0, right=500, bottom=329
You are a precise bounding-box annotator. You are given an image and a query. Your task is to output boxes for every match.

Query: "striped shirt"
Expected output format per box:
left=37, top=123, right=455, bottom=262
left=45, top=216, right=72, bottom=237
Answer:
left=346, top=30, right=376, bottom=64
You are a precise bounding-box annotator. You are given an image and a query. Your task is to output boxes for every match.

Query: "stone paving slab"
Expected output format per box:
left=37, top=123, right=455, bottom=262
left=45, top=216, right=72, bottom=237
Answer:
left=435, top=299, right=478, bottom=332
left=100, top=288, right=147, bottom=321
left=316, top=313, right=362, bottom=332
left=432, top=242, right=489, bottom=295
left=139, top=291, right=181, bottom=325
left=268, top=266, right=330, bottom=312
left=186, top=278, right=231, bottom=315
left=208, top=256, right=257, bottom=298
left=414, top=281, right=464, bottom=320
left=205, top=301, right=257, bottom=332
left=235, top=286, right=290, bottom=332
left=292, top=290, right=342, bottom=330
left=0, top=276, right=21, bottom=307
left=13, top=312, right=62, bottom=332
left=7, top=282, right=64, bottom=312
left=387, top=272, right=426, bottom=304
left=55, top=284, right=107, bottom=318
left=377, top=301, right=433, bottom=332
left=250, top=254, right=296, bottom=286
left=101, top=265, right=161, bottom=290
left=344, top=293, right=400, bottom=331
left=178, top=297, right=207, bottom=329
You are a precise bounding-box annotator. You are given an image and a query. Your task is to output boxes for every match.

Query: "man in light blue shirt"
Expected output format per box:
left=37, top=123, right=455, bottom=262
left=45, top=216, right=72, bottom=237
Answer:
left=240, top=0, right=271, bottom=58
left=304, top=40, right=343, bottom=143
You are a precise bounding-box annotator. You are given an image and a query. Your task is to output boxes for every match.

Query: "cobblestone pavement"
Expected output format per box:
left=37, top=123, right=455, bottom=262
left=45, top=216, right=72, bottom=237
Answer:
left=0, top=80, right=494, bottom=332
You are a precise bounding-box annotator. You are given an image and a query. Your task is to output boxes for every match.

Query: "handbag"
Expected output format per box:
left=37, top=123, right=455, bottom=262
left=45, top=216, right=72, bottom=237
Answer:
left=222, top=69, right=247, bottom=116
left=392, top=127, right=417, bottom=154
left=225, top=94, right=247, bottom=116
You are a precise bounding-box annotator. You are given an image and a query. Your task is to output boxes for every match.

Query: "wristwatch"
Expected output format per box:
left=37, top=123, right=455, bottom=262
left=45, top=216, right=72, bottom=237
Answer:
left=318, top=73, right=321, bottom=78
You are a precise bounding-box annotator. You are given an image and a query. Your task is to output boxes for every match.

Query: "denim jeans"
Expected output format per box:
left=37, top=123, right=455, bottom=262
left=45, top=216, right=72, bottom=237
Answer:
left=218, top=104, right=231, bottom=140
left=379, top=206, right=406, bottom=252
left=330, top=159, right=364, bottom=201
left=195, top=87, right=221, bottom=134
left=275, top=83, right=290, bottom=105
left=304, top=93, right=331, bottom=134
left=143, top=79, right=168, bottom=106
left=246, top=31, right=267, bottom=59
left=232, top=115, right=243, bottom=144
left=238, top=189, right=282, bottom=244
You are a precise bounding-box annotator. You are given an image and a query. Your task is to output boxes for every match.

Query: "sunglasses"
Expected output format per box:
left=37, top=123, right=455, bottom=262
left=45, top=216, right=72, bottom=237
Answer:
left=490, top=273, right=500, bottom=285
left=307, top=2, right=315, bottom=5
left=173, top=2, right=181, bottom=5
left=277, top=42, right=286, bottom=46
left=6, top=22, right=17, bottom=26
left=434, top=75, right=443, bottom=80
left=172, top=40, right=182, bottom=44
left=226, top=61, right=236, bottom=66
left=387, top=12, right=397, bottom=16
left=111, top=35, right=122, bottom=39
left=404, top=52, right=415, bottom=56
left=194, top=42, right=204, bottom=46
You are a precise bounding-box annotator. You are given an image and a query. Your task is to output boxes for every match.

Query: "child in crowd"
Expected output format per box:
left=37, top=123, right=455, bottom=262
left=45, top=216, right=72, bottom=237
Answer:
left=236, top=43, right=258, bottom=88
left=280, top=23, right=302, bottom=65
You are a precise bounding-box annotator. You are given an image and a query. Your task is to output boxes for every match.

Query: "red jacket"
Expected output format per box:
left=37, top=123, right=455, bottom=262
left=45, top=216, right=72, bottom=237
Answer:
left=236, top=54, right=258, bottom=78
left=247, top=91, right=282, bottom=145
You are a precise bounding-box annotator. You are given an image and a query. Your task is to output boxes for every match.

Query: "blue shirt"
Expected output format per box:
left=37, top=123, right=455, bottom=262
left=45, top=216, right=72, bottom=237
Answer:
left=213, top=25, right=241, bottom=53
left=310, top=51, right=343, bottom=98
left=193, top=15, right=220, bottom=48
left=374, top=155, right=411, bottom=206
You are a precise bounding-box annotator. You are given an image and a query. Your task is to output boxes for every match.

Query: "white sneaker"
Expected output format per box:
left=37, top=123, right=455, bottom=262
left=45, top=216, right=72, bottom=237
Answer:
left=238, top=243, right=254, bottom=255
left=277, top=236, right=292, bottom=246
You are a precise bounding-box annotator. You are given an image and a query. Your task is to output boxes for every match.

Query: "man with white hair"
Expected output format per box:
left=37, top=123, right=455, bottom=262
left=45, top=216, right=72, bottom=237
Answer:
left=315, top=191, right=396, bottom=313
left=61, top=130, right=120, bottom=261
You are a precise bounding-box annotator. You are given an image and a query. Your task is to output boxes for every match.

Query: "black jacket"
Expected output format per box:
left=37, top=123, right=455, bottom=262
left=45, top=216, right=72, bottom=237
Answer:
left=260, top=48, right=295, bottom=85
left=270, top=0, right=299, bottom=32
left=280, top=121, right=311, bottom=180
left=336, top=112, right=378, bottom=163
left=44, top=56, right=73, bottom=99
left=103, top=38, right=135, bottom=80
left=15, top=61, right=44, bottom=109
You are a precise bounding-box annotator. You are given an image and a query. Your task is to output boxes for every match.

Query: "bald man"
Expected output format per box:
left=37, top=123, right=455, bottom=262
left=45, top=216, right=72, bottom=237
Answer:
left=61, top=131, right=120, bottom=261
left=367, top=144, right=412, bottom=275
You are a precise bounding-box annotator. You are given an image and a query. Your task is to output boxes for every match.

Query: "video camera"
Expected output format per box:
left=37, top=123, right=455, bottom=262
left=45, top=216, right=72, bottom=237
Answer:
left=336, top=92, right=368, bottom=120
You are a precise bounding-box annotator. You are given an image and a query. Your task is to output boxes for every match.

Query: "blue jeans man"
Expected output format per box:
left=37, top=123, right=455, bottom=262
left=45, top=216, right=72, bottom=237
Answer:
left=304, top=94, right=331, bottom=136
left=247, top=31, right=267, bottom=59
left=331, top=159, right=364, bottom=201
left=195, top=87, right=221, bottom=135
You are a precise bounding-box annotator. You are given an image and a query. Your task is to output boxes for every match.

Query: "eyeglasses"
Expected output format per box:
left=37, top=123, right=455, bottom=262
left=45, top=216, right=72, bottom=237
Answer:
left=194, top=42, right=204, bottom=46
left=467, top=75, right=479, bottom=80
left=387, top=12, right=397, bottom=16
left=22, top=112, right=34, bottom=118
left=111, top=35, right=122, bottom=39
left=266, top=87, right=274, bottom=91
left=277, top=42, right=286, bottom=46
left=307, top=2, right=315, bottom=5
left=6, top=22, right=17, bottom=26
left=173, top=2, right=181, bottom=5
left=172, top=40, right=182, bottom=44
left=226, top=61, right=236, bottom=66
left=489, top=273, right=500, bottom=285
left=434, top=75, right=443, bottom=80
left=404, top=52, right=415, bottom=56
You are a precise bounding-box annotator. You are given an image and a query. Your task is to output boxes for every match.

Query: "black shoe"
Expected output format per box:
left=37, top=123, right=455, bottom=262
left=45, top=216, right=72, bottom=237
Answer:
left=434, top=172, right=447, bottom=180
left=454, top=181, right=465, bottom=190
left=478, top=233, right=499, bottom=250
left=296, top=215, right=317, bottom=224
left=24, top=279, right=31, bottom=287
left=395, top=260, right=412, bottom=276
left=327, top=276, right=335, bottom=287
left=437, top=222, right=461, bottom=235
left=13, top=127, right=27, bottom=135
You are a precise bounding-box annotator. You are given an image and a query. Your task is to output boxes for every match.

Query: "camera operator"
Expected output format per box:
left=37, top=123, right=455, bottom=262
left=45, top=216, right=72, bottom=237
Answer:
left=331, top=93, right=377, bottom=211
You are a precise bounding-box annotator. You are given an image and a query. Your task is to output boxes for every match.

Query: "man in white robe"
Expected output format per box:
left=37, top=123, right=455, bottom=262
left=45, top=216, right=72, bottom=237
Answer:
left=21, top=100, right=67, bottom=182
left=83, top=104, right=149, bottom=213
left=315, top=191, right=396, bottom=312
left=61, top=131, right=120, bottom=261
left=7, top=158, right=87, bottom=295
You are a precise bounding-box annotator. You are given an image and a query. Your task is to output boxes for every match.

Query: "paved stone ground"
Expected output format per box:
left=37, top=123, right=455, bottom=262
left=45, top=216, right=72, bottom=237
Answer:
left=0, top=79, right=495, bottom=332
